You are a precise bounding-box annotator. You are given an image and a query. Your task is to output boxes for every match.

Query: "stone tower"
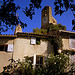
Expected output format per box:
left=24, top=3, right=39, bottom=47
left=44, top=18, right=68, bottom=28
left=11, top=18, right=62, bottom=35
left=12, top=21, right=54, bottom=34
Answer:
left=14, top=24, right=22, bottom=34
left=41, top=6, right=57, bottom=29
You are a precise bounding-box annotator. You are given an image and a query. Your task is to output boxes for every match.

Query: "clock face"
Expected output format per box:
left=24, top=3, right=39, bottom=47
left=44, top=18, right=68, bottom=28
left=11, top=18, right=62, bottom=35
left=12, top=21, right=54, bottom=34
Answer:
left=43, top=17, right=48, bottom=23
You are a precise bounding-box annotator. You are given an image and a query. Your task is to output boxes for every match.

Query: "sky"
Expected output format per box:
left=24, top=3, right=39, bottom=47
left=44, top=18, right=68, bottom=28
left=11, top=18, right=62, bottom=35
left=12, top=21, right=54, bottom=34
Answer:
left=2, top=0, right=75, bottom=34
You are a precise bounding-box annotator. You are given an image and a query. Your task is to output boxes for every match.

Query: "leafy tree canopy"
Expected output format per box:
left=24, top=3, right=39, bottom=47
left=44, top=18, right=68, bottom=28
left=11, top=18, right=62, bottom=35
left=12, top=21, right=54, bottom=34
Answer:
left=33, top=28, right=47, bottom=34
left=54, top=0, right=75, bottom=30
left=33, top=23, right=66, bottom=34
left=48, top=23, right=66, bottom=31
left=3, top=54, right=69, bottom=75
left=0, top=0, right=42, bottom=34
left=0, top=0, right=75, bottom=34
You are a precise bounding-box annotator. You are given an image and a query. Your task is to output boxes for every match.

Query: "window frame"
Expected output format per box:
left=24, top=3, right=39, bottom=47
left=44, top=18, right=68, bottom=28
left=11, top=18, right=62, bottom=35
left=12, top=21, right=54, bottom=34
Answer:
left=30, top=55, right=44, bottom=68
left=36, top=55, right=44, bottom=68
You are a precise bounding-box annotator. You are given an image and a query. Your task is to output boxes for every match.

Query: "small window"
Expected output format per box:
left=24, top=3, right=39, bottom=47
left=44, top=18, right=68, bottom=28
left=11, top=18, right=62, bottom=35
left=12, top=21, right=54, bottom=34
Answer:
left=69, top=36, right=75, bottom=49
left=36, top=56, right=43, bottom=68
left=29, top=55, right=44, bottom=68
left=7, top=44, right=13, bottom=52
left=31, top=37, right=36, bottom=44
left=31, top=37, right=40, bottom=45
left=43, top=18, right=46, bottom=21
left=0, top=45, right=8, bottom=51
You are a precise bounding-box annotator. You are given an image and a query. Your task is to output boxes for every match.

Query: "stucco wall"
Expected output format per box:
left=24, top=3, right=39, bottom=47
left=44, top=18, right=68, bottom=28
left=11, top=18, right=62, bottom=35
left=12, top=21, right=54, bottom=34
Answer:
left=13, top=37, right=54, bottom=60
left=0, top=52, right=12, bottom=73
left=0, top=38, right=13, bottom=73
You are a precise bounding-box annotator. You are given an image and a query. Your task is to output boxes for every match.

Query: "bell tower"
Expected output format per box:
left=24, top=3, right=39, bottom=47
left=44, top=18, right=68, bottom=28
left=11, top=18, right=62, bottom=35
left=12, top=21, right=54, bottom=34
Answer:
left=41, top=6, right=57, bottom=29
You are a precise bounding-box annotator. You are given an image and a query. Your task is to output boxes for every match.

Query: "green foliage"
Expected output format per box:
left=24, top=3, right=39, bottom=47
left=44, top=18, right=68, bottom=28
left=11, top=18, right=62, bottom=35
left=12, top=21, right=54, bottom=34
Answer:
left=45, top=53, right=69, bottom=75
left=48, top=23, right=66, bottom=31
left=33, top=26, right=63, bottom=54
left=0, top=0, right=42, bottom=33
left=54, top=0, right=75, bottom=30
left=33, top=24, right=66, bottom=34
left=3, top=57, right=34, bottom=75
left=49, top=36, right=63, bottom=55
left=0, top=0, right=75, bottom=33
left=36, top=41, right=40, bottom=45
left=33, top=28, right=47, bottom=34
left=15, top=57, right=33, bottom=75
left=3, top=54, right=69, bottom=75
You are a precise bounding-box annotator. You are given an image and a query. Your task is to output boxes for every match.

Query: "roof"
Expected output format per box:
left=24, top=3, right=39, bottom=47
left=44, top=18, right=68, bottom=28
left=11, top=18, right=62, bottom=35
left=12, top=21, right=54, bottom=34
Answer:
left=0, top=32, right=55, bottom=38
left=59, top=30, right=75, bottom=34
left=0, top=34, right=17, bottom=38
left=17, top=32, right=56, bottom=38
left=0, top=30, right=75, bottom=38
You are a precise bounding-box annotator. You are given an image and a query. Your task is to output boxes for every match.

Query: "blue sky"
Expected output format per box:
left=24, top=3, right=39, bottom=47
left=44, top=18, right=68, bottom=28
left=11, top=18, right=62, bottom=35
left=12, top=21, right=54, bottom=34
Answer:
left=2, top=0, right=75, bottom=34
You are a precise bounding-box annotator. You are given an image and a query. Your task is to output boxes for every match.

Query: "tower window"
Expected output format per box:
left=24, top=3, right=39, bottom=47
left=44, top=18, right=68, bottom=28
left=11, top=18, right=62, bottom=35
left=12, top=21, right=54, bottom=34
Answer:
left=43, top=8, right=47, bottom=16
left=43, top=18, right=46, bottom=21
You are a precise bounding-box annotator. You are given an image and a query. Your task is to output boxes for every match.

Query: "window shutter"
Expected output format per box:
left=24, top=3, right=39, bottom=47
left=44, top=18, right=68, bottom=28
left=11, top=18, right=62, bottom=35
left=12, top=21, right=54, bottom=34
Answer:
left=69, top=37, right=75, bottom=49
left=71, top=39, right=75, bottom=48
left=31, top=37, right=36, bottom=44
left=7, top=44, right=13, bottom=52
left=69, top=38, right=72, bottom=48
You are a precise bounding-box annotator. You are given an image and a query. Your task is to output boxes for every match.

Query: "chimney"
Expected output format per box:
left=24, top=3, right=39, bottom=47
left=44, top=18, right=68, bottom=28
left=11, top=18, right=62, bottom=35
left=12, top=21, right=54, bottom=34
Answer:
left=14, top=24, right=22, bottom=34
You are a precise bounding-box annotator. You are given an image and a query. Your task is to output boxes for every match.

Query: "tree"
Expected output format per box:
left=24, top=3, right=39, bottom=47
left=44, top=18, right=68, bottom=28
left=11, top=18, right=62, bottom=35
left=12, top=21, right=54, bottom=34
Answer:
left=54, top=0, right=75, bottom=30
left=33, top=23, right=66, bottom=34
left=0, top=0, right=75, bottom=34
left=3, top=54, right=69, bottom=75
left=45, top=53, right=69, bottom=75
left=48, top=23, right=66, bottom=31
left=33, top=28, right=47, bottom=34
left=0, top=0, right=42, bottom=34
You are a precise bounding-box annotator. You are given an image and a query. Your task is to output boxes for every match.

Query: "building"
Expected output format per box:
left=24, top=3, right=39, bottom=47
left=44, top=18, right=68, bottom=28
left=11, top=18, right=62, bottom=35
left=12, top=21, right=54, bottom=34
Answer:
left=0, top=24, right=55, bottom=72
left=0, top=6, right=75, bottom=73
left=41, top=6, right=57, bottom=29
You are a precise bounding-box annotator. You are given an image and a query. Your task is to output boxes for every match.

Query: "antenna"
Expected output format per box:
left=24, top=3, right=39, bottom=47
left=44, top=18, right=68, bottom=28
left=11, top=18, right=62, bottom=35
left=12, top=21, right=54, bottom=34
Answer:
left=16, top=13, right=19, bottom=19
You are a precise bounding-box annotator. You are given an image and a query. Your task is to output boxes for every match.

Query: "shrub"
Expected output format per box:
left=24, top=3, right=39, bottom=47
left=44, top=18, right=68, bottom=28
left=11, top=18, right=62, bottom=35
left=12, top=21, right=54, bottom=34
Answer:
left=3, top=54, right=69, bottom=75
left=45, top=53, right=69, bottom=75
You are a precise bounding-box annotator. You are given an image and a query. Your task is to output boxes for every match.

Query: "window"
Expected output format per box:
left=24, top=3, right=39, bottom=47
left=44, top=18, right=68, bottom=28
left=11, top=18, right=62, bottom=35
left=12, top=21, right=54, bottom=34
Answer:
left=0, top=45, right=8, bottom=51
left=43, top=18, right=46, bottom=21
left=0, top=44, right=13, bottom=52
left=30, top=55, right=44, bottom=68
left=7, top=44, right=13, bottom=52
left=43, top=8, right=47, bottom=16
left=31, top=37, right=36, bottom=44
left=69, top=36, right=75, bottom=49
left=36, top=56, right=43, bottom=68
left=31, top=37, right=40, bottom=45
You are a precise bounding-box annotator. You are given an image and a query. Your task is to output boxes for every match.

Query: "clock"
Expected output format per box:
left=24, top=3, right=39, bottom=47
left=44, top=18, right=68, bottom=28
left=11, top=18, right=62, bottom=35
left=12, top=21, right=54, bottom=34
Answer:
left=43, top=17, right=48, bottom=23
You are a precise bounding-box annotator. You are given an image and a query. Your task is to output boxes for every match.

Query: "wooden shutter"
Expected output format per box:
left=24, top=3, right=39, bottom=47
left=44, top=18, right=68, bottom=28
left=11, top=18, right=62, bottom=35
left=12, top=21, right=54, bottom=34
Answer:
left=69, top=37, right=75, bottom=49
